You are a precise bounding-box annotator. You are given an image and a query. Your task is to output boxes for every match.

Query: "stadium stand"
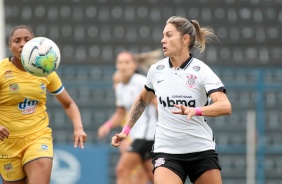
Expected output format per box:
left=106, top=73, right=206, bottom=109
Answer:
left=3, top=0, right=282, bottom=183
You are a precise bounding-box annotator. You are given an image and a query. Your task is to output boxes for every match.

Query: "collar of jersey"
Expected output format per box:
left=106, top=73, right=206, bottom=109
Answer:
left=168, top=54, right=193, bottom=70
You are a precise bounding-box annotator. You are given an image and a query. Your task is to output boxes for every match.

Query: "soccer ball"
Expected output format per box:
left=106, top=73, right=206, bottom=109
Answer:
left=21, top=37, right=61, bottom=77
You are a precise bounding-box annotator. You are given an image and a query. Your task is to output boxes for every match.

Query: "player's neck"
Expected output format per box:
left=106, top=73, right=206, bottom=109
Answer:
left=123, top=76, right=132, bottom=84
left=10, top=57, right=26, bottom=71
left=169, top=51, right=190, bottom=68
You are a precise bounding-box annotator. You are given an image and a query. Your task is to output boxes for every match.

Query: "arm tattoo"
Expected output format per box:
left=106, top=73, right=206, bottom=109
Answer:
left=128, top=100, right=147, bottom=127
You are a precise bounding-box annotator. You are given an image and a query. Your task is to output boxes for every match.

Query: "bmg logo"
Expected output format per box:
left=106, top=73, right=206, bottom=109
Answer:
left=159, top=97, right=196, bottom=108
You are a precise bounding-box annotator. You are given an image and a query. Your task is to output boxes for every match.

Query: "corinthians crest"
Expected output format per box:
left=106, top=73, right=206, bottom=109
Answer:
left=186, top=74, right=197, bottom=88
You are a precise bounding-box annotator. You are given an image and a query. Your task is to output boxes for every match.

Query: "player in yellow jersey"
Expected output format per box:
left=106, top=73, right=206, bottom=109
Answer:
left=0, top=25, right=87, bottom=184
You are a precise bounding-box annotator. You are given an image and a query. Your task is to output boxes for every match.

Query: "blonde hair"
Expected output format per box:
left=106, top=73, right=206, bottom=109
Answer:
left=134, top=49, right=163, bottom=73
left=166, top=16, right=219, bottom=53
left=116, top=49, right=163, bottom=74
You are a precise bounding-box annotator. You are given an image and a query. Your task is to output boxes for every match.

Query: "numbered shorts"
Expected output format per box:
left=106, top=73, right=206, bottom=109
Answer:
left=0, top=128, right=53, bottom=182
left=127, top=139, right=154, bottom=160
left=152, top=149, right=221, bottom=184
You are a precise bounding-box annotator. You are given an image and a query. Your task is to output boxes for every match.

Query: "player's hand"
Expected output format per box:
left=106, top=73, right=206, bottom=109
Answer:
left=0, top=126, right=9, bottom=141
left=171, top=104, right=196, bottom=120
left=111, top=133, right=127, bottom=148
left=97, top=124, right=111, bottom=139
left=73, top=129, right=87, bottom=148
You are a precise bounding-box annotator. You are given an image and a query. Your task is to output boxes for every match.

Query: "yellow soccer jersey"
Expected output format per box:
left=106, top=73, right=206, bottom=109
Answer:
left=0, top=58, right=64, bottom=137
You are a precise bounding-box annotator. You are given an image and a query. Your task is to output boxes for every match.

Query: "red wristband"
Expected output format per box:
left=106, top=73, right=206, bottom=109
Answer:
left=194, top=107, right=202, bottom=116
left=104, top=121, right=113, bottom=128
left=122, top=126, right=131, bottom=135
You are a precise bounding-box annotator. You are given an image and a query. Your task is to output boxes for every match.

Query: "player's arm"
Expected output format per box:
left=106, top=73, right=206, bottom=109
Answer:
left=105, top=107, right=127, bottom=128
left=202, top=91, right=232, bottom=117
left=126, top=88, right=155, bottom=128
left=55, top=89, right=87, bottom=148
left=97, top=107, right=126, bottom=139
left=111, top=88, right=155, bottom=147
left=172, top=91, right=232, bottom=120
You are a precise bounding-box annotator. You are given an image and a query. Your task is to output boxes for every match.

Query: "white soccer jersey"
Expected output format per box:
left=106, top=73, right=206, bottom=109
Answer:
left=116, top=73, right=157, bottom=140
left=145, top=55, right=226, bottom=154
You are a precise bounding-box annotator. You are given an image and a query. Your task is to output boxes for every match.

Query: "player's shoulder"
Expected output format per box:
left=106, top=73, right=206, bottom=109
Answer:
left=132, top=73, right=146, bottom=80
left=190, top=57, right=212, bottom=73
left=0, top=58, right=11, bottom=75
left=131, top=73, right=147, bottom=85
left=45, top=71, right=61, bottom=81
left=0, top=58, right=10, bottom=67
left=115, top=83, right=122, bottom=93
left=149, top=57, right=169, bottom=71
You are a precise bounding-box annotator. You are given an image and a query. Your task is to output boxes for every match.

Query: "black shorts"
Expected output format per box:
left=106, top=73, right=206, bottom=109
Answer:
left=152, top=150, right=221, bottom=184
left=127, top=139, right=154, bottom=160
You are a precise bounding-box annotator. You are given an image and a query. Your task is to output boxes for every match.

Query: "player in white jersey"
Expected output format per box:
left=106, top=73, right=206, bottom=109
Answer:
left=98, top=52, right=158, bottom=184
left=112, top=16, right=232, bottom=184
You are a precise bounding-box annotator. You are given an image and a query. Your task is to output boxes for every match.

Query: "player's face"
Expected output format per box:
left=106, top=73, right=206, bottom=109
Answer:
left=9, top=28, right=34, bottom=60
left=116, top=53, right=137, bottom=81
left=161, top=23, right=185, bottom=57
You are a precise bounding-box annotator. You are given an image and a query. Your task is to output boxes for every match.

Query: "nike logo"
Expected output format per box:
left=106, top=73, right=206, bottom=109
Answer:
left=157, top=80, right=164, bottom=83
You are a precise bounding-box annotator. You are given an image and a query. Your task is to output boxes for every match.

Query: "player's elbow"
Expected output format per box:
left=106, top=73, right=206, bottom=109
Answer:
left=224, top=101, right=232, bottom=115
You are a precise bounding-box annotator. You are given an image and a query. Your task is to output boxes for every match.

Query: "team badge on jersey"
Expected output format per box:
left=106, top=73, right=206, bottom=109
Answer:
left=156, top=65, right=165, bottom=70
left=186, top=74, right=197, bottom=88
left=9, top=84, right=19, bottom=92
left=193, top=66, right=200, bottom=72
left=4, top=163, right=13, bottom=171
left=154, top=158, right=165, bottom=167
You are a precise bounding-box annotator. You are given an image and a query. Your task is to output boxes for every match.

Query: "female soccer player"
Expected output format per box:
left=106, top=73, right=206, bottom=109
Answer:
left=112, top=16, right=232, bottom=184
left=0, top=25, right=87, bottom=184
left=98, top=51, right=158, bottom=184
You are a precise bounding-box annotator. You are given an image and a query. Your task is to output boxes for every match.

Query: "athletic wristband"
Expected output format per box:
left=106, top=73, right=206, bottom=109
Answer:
left=194, top=107, right=202, bottom=116
left=104, top=121, right=113, bottom=128
left=122, top=126, right=131, bottom=135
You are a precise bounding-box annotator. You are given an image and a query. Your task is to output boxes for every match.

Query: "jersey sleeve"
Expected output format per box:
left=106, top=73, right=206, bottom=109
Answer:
left=201, top=66, right=226, bottom=96
left=145, top=65, right=155, bottom=93
left=46, top=72, right=65, bottom=95
left=115, top=84, right=123, bottom=107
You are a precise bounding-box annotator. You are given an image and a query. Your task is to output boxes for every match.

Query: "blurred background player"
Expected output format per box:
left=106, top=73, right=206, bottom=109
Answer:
left=0, top=25, right=87, bottom=184
left=109, top=70, right=148, bottom=184
left=98, top=50, right=161, bottom=184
